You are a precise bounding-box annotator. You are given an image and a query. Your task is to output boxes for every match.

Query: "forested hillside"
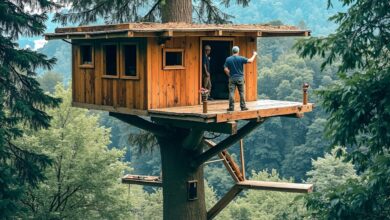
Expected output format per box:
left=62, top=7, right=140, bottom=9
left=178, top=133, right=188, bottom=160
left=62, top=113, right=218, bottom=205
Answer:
left=3, top=0, right=387, bottom=219
left=33, top=0, right=344, bottom=215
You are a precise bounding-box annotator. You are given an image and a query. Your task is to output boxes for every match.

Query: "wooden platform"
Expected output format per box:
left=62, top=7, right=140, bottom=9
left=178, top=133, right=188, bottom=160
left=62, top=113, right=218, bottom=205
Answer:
left=149, top=100, right=313, bottom=123
left=237, top=180, right=313, bottom=193
left=122, top=174, right=162, bottom=187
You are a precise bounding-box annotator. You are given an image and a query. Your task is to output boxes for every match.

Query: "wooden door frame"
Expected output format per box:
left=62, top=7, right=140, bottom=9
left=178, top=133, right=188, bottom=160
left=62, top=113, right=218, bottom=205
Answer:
left=199, top=37, right=235, bottom=103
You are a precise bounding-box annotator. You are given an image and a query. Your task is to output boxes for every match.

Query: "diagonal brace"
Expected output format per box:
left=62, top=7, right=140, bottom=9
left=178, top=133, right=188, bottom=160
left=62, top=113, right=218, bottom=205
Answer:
left=109, top=112, right=172, bottom=137
left=191, top=119, right=266, bottom=169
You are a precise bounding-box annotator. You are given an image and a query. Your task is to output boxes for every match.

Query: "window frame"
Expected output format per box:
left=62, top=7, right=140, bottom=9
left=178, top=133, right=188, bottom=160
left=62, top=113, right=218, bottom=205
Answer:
left=102, top=43, right=120, bottom=79
left=163, top=48, right=185, bottom=70
left=78, top=43, right=94, bottom=68
left=120, top=42, right=140, bottom=80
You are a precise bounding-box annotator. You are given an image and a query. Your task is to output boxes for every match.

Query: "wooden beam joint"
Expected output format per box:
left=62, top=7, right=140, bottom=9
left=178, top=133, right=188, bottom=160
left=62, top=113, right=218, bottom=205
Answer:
left=191, top=119, right=266, bottom=169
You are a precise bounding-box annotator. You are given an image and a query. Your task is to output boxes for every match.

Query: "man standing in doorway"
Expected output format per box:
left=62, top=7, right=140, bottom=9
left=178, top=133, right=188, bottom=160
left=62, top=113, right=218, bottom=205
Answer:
left=202, top=45, right=213, bottom=100
left=224, top=46, right=257, bottom=111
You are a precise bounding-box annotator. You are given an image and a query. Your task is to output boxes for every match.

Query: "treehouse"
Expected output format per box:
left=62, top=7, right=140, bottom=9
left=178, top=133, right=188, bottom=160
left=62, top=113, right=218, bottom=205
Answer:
left=45, top=23, right=315, bottom=220
left=45, top=23, right=313, bottom=125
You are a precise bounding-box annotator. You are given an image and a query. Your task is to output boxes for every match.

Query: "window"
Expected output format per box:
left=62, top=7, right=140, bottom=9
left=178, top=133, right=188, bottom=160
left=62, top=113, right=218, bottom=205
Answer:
left=121, top=44, right=138, bottom=78
left=163, top=49, right=184, bottom=70
left=103, top=44, right=118, bottom=76
left=79, top=45, right=93, bottom=68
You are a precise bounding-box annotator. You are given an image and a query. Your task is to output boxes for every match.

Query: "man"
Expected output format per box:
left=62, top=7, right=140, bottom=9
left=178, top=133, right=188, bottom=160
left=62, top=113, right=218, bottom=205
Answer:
left=224, top=46, right=257, bottom=111
left=202, top=45, right=213, bottom=100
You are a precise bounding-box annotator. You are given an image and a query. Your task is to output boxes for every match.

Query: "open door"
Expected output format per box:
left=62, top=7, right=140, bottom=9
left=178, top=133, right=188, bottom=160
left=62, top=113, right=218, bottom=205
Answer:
left=201, top=40, right=232, bottom=100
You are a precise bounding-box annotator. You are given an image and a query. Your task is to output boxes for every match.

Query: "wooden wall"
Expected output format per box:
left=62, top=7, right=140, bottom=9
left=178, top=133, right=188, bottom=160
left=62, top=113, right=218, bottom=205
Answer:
left=147, top=37, right=201, bottom=109
left=146, top=36, right=257, bottom=109
left=235, top=36, right=258, bottom=102
left=72, top=36, right=258, bottom=112
left=72, top=38, right=148, bottom=110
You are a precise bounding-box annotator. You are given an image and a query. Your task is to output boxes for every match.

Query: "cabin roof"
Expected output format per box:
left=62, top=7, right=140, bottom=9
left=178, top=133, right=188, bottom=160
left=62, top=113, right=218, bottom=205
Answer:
left=45, top=22, right=310, bottom=40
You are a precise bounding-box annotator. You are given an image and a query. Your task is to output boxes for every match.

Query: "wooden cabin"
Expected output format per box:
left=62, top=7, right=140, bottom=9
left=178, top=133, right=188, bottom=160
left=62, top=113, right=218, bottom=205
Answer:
left=45, top=23, right=312, bottom=123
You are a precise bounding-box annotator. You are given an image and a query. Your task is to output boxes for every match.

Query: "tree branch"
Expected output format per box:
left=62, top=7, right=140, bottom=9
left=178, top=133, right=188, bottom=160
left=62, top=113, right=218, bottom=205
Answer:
left=191, top=119, right=266, bottom=168
left=141, top=0, right=162, bottom=22
left=109, top=112, right=172, bottom=137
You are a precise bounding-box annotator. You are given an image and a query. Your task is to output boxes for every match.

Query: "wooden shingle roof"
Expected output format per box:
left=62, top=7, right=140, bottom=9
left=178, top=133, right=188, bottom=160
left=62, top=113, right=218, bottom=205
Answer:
left=45, top=22, right=310, bottom=40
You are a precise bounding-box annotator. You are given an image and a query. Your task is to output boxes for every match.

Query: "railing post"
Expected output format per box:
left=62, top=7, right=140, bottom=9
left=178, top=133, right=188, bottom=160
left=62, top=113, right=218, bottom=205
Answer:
left=302, top=83, right=309, bottom=105
left=203, top=100, right=208, bottom=113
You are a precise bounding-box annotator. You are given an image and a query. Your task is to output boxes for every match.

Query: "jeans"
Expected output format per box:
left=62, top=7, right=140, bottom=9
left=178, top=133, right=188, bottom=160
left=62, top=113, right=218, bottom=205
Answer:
left=229, top=78, right=246, bottom=109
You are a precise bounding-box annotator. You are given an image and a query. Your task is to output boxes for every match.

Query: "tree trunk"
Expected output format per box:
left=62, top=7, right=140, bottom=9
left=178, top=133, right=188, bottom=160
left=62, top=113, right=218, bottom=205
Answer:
left=161, top=0, right=192, bottom=23
left=157, top=135, right=206, bottom=220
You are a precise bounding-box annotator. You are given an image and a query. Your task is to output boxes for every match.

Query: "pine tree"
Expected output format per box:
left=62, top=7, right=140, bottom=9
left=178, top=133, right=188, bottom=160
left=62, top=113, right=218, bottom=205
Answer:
left=0, top=1, right=61, bottom=218
left=54, top=0, right=250, bottom=24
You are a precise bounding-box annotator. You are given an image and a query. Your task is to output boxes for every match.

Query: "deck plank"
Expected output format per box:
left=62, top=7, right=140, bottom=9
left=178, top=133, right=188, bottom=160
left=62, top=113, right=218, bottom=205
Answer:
left=148, top=100, right=313, bottom=123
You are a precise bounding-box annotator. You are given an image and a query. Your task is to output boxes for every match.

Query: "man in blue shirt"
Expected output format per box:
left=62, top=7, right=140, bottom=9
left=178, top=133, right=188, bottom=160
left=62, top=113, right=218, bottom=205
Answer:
left=224, top=46, right=257, bottom=111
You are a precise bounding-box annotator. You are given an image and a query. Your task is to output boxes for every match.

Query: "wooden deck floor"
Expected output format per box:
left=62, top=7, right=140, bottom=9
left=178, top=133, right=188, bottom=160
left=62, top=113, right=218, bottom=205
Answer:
left=149, top=100, right=313, bottom=123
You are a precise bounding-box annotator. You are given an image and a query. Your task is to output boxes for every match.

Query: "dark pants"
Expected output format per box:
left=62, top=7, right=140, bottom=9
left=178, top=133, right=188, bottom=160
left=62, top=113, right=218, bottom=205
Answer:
left=202, top=74, right=212, bottom=91
left=229, top=78, right=246, bottom=109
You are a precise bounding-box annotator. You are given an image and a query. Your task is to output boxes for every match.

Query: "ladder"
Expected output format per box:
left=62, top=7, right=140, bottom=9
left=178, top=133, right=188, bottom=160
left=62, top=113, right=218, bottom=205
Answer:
left=204, top=139, right=313, bottom=220
left=204, top=139, right=244, bottom=182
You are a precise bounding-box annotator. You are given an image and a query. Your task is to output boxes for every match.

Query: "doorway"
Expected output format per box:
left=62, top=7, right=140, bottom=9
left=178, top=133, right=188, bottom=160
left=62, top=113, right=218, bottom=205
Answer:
left=201, top=39, right=232, bottom=100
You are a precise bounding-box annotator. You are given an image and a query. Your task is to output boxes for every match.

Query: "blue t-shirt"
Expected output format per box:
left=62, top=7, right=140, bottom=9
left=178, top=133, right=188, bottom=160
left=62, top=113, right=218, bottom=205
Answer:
left=224, top=55, right=248, bottom=79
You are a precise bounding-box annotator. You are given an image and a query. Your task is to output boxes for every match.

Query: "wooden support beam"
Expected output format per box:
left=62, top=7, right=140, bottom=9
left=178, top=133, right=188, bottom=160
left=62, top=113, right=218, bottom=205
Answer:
left=192, top=119, right=266, bottom=168
left=152, top=117, right=237, bottom=135
left=207, top=185, right=243, bottom=220
left=280, top=113, right=304, bottom=118
left=237, top=180, right=313, bottom=193
left=240, top=139, right=246, bottom=180
left=109, top=112, right=172, bottom=138
left=122, top=174, right=162, bottom=187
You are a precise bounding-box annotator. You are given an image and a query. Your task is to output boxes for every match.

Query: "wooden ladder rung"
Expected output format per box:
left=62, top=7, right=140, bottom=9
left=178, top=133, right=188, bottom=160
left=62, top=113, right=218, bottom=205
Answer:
left=205, top=140, right=244, bottom=182
left=122, top=174, right=162, bottom=187
left=236, top=180, right=313, bottom=193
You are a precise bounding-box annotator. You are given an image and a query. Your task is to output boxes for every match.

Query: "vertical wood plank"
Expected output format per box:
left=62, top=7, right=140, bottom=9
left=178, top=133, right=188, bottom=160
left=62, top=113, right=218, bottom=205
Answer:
left=147, top=38, right=153, bottom=109
left=94, top=44, right=102, bottom=105
left=72, top=45, right=77, bottom=102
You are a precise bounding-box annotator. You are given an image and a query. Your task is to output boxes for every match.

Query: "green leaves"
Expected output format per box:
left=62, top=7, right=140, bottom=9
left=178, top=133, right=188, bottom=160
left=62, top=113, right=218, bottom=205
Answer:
left=296, top=0, right=390, bottom=218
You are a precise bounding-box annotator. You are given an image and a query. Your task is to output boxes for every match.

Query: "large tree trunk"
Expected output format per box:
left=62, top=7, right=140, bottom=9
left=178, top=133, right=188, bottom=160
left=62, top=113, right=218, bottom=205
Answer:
left=161, top=0, right=192, bottom=23
left=157, top=134, right=206, bottom=220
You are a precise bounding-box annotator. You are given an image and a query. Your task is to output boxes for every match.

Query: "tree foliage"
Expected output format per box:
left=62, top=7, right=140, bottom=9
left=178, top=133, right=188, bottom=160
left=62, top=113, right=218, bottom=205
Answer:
left=16, top=85, right=131, bottom=219
left=295, top=0, right=390, bottom=218
left=53, top=0, right=251, bottom=25
left=0, top=0, right=61, bottom=218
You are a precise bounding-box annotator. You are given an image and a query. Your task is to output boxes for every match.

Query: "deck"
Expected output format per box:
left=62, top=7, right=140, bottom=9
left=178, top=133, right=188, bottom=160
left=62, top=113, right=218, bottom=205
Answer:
left=149, top=100, right=313, bottom=123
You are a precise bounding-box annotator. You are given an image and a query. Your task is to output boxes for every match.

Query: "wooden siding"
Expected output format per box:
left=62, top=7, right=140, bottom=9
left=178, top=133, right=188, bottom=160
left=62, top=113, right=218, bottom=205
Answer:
left=147, top=36, right=201, bottom=109
left=235, top=36, right=257, bottom=102
left=72, top=36, right=258, bottom=112
left=72, top=38, right=148, bottom=110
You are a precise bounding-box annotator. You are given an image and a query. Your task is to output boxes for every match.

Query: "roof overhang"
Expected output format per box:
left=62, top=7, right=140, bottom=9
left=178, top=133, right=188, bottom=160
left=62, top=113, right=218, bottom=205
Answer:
left=44, top=22, right=311, bottom=40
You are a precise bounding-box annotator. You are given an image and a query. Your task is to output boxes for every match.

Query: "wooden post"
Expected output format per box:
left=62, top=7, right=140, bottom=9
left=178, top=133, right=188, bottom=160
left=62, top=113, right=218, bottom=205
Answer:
left=240, top=139, right=245, bottom=180
left=302, top=83, right=309, bottom=105
left=203, top=100, right=208, bottom=113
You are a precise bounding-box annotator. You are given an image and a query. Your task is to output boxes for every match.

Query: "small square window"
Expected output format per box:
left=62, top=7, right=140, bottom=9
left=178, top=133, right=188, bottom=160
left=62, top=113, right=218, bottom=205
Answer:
left=123, top=44, right=137, bottom=77
left=79, top=45, right=93, bottom=68
left=104, top=44, right=118, bottom=76
left=163, top=49, right=184, bottom=70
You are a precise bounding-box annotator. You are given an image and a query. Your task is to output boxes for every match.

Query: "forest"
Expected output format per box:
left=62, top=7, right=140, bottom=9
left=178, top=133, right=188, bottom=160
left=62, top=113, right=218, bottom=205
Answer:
left=1, top=0, right=389, bottom=219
